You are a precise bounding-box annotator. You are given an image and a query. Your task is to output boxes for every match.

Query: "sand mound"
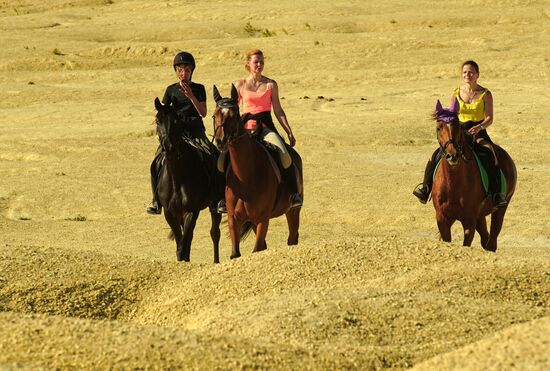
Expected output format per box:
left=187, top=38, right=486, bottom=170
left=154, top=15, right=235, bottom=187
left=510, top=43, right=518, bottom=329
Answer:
left=414, top=316, right=550, bottom=371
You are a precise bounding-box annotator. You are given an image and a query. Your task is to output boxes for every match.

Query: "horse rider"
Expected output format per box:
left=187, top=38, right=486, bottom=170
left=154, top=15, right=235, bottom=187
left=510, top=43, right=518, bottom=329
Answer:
left=216, top=49, right=303, bottom=213
left=413, top=60, right=507, bottom=208
left=147, top=51, right=221, bottom=215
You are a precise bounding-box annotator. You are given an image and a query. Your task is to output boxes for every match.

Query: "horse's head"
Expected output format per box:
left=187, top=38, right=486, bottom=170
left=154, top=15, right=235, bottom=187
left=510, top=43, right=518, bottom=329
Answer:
left=212, top=84, right=240, bottom=150
left=434, top=98, right=465, bottom=166
left=154, top=97, right=183, bottom=153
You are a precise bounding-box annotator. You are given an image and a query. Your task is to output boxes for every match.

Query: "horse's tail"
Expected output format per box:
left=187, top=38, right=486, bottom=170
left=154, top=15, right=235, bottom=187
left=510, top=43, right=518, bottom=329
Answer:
left=239, top=221, right=254, bottom=242
left=168, top=231, right=175, bottom=240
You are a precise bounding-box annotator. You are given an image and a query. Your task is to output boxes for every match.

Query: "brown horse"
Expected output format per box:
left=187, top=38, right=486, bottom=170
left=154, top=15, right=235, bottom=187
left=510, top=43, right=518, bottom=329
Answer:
left=431, top=99, right=517, bottom=252
left=212, top=85, right=302, bottom=259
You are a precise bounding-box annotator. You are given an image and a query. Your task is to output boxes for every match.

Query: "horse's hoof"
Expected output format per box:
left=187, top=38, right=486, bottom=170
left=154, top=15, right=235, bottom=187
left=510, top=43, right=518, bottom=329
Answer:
left=176, top=252, right=190, bottom=262
left=230, top=253, right=241, bottom=259
left=253, top=244, right=267, bottom=252
left=287, top=235, right=299, bottom=245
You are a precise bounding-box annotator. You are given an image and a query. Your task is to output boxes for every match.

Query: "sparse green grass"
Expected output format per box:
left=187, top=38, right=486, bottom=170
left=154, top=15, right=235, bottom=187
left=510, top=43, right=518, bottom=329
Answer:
left=243, top=22, right=276, bottom=37
left=65, top=214, right=87, bottom=222
left=244, top=22, right=260, bottom=36
left=261, top=28, right=276, bottom=37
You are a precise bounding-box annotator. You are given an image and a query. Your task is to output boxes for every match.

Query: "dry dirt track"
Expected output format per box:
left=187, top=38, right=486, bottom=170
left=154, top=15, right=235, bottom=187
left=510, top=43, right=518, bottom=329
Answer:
left=1, top=0, right=549, bottom=369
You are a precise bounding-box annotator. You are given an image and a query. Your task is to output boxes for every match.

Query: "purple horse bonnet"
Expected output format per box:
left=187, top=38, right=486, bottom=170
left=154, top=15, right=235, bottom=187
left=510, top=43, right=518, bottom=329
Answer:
left=435, top=98, right=459, bottom=122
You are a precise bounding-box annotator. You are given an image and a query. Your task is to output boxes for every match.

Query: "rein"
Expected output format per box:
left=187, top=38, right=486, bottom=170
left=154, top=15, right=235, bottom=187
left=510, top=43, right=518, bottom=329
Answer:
left=436, top=119, right=473, bottom=162
left=156, top=115, right=201, bottom=160
left=438, top=138, right=464, bottom=158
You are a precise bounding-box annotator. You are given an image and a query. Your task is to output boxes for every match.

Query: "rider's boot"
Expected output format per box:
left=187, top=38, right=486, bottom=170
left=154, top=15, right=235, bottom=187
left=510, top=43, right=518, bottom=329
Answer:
left=486, top=150, right=507, bottom=209
left=216, top=199, right=227, bottom=214
left=146, top=199, right=162, bottom=215
left=215, top=151, right=228, bottom=214
left=478, top=146, right=507, bottom=209
left=489, top=168, right=507, bottom=208
left=146, top=154, right=162, bottom=215
left=413, top=152, right=438, bottom=204
left=283, top=166, right=303, bottom=209
left=492, top=191, right=507, bottom=209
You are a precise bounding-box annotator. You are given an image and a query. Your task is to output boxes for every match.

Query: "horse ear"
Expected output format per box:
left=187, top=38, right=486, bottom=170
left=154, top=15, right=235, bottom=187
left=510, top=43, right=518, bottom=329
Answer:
left=154, top=97, right=164, bottom=111
left=213, top=85, right=222, bottom=103
left=435, top=100, right=443, bottom=115
left=230, top=84, right=238, bottom=104
left=450, top=97, right=460, bottom=114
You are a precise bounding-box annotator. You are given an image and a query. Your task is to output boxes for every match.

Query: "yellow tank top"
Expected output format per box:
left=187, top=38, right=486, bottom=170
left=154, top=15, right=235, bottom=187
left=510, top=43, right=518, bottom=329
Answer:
left=453, top=87, right=488, bottom=122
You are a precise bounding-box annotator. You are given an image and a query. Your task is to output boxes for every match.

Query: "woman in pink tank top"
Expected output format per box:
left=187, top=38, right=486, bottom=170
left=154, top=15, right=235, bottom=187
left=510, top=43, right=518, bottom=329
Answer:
left=216, top=49, right=302, bottom=212
left=235, top=49, right=296, bottom=146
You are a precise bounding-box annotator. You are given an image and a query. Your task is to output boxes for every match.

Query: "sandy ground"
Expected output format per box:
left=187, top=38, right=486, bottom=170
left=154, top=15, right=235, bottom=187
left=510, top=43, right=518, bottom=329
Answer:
left=1, top=0, right=549, bottom=369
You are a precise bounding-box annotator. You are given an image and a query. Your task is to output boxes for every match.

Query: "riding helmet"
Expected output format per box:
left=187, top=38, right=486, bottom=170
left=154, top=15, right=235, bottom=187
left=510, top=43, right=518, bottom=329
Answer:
left=173, top=51, right=196, bottom=70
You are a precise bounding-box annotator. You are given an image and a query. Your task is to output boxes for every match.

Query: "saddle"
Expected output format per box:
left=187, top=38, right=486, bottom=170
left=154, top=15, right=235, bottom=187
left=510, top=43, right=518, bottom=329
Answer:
left=222, top=130, right=282, bottom=184
left=157, top=134, right=219, bottom=191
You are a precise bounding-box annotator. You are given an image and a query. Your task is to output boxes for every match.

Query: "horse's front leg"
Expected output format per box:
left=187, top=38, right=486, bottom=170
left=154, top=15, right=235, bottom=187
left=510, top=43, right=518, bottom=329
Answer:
left=461, top=218, right=477, bottom=247
left=485, top=207, right=508, bottom=252
left=285, top=207, right=300, bottom=246
left=179, top=211, right=199, bottom=262
left=476, top=216, right=489, bottom=249
left=164, top=211, right=184, bottom=261
left=209, top=209, right=222, bottom=264
left=253, top=220, right=269, bottom=252
left=228, top=213, right=241, bottom=259
left=436, top=215, right=453, bottom=242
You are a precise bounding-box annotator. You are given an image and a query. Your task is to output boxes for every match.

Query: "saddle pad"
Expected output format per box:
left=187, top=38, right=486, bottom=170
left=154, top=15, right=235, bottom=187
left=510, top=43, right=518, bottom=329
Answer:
left=473, top=152, right=507, bottom=194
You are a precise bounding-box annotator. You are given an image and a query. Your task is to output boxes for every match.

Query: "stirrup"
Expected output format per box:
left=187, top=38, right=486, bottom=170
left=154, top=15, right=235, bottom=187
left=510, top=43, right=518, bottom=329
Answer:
left=412, top=183, right=429, bottom=204
left=146, top=201, right=161, bottom=215
left=217, top=200, right=227, bottom=214
left=290, top=193, right=303, bottom=209
left=492, top=193, right=508, bottom=209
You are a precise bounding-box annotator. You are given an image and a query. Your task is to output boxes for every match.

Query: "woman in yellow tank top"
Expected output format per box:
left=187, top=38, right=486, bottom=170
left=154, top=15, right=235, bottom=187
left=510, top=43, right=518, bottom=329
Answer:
left=413, top=60, right=507, bottom=208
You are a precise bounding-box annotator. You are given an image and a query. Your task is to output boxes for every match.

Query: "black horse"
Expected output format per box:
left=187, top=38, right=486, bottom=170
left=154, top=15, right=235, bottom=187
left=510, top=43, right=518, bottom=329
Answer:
left=153, top=97, right=222, bottom=263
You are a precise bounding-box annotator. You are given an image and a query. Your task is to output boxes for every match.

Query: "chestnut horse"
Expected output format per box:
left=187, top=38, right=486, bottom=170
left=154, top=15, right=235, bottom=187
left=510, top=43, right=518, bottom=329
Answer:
left=212, top=85, right=302, bottom=259
left=153, top=98, right=222, bottom=263
left=431, top=99, right=516, bottom=252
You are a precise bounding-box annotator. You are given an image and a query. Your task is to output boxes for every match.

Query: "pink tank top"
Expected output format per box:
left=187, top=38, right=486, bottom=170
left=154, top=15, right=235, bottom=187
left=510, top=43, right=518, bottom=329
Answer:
left=240, top=80, right=273, bottom=115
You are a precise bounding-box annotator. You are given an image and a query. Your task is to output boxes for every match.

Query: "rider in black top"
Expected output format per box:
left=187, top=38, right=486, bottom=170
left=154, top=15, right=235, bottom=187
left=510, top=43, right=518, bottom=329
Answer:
left=161, top=81, right=207, bottom=138
left=147, top=51, right=213, bottom=215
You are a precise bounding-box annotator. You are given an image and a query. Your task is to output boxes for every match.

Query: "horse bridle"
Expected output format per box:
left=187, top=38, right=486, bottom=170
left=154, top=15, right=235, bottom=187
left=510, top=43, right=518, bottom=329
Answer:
left=156, top=111, right=195, bottom=159
left=212, top=98, right=240, bottom=146
left=437, top=118, right=470, bottom=162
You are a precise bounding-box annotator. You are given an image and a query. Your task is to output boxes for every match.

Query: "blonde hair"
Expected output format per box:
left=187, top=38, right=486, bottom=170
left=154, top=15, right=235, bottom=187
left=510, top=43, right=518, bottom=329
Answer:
left=245, top=49, right=264, bottom=72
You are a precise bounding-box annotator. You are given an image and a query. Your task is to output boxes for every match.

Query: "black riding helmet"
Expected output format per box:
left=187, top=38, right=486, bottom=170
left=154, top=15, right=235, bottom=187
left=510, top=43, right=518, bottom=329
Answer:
left=173, top=51, right=196, bottom=71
